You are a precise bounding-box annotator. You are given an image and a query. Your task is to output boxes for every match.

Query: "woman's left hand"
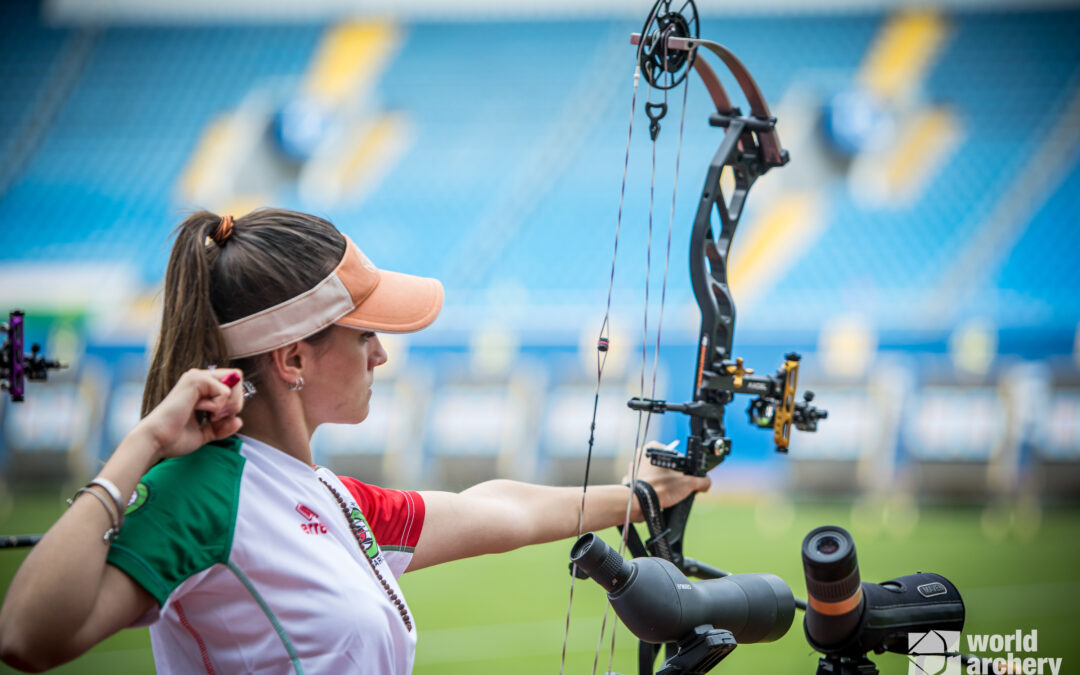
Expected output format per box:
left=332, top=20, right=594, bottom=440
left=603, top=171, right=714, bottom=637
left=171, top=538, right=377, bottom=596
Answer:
left=624, top=441, right=712, bottom=509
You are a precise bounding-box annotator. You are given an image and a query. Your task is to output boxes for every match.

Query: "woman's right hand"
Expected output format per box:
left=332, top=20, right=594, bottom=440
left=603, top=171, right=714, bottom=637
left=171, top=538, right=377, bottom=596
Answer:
left=135, top=368, right=245, bottom=460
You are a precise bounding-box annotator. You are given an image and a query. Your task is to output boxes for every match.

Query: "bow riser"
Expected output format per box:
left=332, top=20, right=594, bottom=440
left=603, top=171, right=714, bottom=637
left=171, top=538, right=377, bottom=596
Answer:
left=626, top=28, right=826, bottom=574
left=691, top=117, right=775, bottom=375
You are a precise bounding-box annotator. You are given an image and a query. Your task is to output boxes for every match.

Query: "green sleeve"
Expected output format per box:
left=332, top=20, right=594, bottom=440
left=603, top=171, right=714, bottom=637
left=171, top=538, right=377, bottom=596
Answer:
left=106, top=436, right=246, bottom=606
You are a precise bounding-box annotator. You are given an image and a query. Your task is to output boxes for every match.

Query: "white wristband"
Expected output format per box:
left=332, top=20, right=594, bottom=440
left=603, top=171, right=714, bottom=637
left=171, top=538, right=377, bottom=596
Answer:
left=68, top=487, right=119, bottom=544
left=88, top=477, right=126, bottom=530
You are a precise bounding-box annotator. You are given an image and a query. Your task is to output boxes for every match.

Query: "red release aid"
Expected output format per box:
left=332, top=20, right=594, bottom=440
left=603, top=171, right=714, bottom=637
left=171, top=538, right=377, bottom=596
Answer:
left=221, top=372, right=241, bottom=388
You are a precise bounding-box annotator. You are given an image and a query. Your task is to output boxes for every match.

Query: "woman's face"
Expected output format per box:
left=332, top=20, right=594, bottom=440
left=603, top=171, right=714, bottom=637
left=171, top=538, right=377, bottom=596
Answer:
left=304, top=325, right=388, bottom=425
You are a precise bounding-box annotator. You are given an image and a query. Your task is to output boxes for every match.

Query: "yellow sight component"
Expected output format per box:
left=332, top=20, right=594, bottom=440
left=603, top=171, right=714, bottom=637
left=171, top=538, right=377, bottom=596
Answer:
left=724, top=357, right=754, bottom=389
left=773, top=358, right=800, bottom=450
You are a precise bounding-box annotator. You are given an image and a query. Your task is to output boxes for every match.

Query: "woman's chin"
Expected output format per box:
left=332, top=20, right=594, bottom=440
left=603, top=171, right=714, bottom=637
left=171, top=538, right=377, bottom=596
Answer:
left=323, top=405, right=370, bottom=426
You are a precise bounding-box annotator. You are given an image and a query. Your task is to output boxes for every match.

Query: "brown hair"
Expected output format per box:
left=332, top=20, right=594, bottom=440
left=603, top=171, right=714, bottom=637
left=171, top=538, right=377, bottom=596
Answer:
left=141, top=208, right=346, bottom=417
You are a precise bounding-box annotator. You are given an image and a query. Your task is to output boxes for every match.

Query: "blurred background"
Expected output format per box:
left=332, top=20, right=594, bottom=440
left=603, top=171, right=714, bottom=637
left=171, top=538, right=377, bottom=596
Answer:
left=0, top=0, right=1078, bottom=672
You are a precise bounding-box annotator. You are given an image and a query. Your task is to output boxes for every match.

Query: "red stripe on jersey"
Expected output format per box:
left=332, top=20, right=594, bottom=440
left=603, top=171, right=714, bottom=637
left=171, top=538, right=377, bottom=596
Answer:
left=175, top=600, right=217, bottom=675
left=338, top=477, right=425, bottom=550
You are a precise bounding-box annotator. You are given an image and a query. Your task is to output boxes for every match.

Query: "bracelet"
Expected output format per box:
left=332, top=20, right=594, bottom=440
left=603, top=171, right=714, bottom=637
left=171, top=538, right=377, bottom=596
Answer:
left=67, top=487, right=120, bottom=544
left=88, top=477, right=127, bottom=530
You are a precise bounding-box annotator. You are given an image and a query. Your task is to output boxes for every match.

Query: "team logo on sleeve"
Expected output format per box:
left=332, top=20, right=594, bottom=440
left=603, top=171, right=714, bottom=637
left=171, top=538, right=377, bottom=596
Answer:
left=349, top=507, right=381, bottom=560
left=125, top=483, right=149, bottom=515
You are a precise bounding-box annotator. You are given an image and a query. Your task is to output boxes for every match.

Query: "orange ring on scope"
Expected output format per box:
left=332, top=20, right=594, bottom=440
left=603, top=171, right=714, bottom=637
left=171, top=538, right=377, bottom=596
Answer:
left=807, top=587, right=863, bottom=616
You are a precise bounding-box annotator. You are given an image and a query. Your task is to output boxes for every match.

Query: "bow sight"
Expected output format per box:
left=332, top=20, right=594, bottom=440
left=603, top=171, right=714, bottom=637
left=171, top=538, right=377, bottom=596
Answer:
left=1, top=310, right=66, bottom=402
left=630, top=353, right=828, bottom=465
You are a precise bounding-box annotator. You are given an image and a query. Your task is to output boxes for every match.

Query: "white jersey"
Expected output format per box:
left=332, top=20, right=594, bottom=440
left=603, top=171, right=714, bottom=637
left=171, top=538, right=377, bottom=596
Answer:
left=107, top=434, right=425, bottom=674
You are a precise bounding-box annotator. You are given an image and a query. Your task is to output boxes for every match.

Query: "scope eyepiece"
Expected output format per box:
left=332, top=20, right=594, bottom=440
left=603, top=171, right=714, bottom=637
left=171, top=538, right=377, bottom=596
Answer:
left=802, top=526, right=861, bottom=599
left=570, top=532, right=634, bottom=593
left=802, top=525, right=863, bottom=650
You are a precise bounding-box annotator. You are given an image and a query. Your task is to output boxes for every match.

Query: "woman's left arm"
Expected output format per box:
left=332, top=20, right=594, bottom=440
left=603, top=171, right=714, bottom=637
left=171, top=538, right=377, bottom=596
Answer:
left=408, top=463, right=710, bottom=571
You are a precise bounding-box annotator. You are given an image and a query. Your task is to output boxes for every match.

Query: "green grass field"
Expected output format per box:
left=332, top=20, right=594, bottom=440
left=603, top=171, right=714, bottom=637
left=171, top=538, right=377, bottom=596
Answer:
left=1, top=490, right=1078, bottom=674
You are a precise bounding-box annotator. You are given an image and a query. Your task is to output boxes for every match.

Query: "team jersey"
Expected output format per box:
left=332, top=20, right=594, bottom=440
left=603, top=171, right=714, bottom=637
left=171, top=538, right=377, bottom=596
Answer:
left=106, top=434, right=425, bottom=674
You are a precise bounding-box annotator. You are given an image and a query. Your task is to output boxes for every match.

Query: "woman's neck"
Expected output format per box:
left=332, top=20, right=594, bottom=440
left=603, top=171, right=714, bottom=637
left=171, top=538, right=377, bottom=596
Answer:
left=238, top=392, right=315, bottom=465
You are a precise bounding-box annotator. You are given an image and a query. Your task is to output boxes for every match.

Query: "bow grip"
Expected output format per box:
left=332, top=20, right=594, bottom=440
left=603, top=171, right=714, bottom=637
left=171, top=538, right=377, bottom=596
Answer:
left=658, top=492, right=696, bottom=568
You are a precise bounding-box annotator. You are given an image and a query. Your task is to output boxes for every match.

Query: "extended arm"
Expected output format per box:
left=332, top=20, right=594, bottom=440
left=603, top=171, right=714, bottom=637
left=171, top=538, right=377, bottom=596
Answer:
left=408, top=461, right=710, bottom=571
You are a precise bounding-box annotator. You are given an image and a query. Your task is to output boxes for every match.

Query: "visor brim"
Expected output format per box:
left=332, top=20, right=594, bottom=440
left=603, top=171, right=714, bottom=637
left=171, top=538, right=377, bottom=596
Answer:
left=336, top=269, right=443, bottom=334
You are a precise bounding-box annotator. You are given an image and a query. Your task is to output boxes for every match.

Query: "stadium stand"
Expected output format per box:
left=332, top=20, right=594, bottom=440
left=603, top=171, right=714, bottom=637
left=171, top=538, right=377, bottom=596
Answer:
left=1, top=3, right=1078, bottom=499
left=1032, top=363, right=1080, bottom=499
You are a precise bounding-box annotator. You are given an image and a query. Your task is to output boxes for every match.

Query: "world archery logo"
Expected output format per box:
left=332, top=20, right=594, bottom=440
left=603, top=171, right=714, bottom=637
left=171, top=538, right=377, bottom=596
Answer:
left=909, top=630, right=961, bottom=675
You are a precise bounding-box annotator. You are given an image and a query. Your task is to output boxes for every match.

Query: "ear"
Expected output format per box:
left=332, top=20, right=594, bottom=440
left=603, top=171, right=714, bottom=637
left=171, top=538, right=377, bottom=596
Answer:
left=267, top=341, right=311, bottom=388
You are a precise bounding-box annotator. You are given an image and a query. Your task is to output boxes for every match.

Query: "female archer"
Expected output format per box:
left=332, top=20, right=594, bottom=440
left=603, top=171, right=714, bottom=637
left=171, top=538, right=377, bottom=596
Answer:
left=0, top=208, right=710, bottom=673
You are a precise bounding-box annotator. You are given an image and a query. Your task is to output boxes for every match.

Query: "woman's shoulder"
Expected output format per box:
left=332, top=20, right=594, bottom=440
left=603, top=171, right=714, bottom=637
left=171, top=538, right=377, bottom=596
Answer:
left=108, top=437, right=249, bottom=604
left=128, top=436, right=248, bottom=521
left=143, top=436, right=246, bottom=486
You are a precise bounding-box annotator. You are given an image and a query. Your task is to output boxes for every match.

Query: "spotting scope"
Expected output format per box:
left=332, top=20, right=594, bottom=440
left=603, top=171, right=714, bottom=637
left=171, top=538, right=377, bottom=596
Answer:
left=571, top=532, right=795, bottom=646
left=802, top=525, right=965, bottom=667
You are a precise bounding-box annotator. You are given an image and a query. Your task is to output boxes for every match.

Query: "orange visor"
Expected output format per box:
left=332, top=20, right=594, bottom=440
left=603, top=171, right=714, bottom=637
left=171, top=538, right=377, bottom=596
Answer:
left=220, top=235, right=443, bottom=359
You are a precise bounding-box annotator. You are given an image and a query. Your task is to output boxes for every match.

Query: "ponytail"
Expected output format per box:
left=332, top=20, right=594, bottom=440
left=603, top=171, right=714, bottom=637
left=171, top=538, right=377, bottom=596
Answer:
left=142, top=211, right=230, bottom=416
left=141, top=208, right=346, bottom=417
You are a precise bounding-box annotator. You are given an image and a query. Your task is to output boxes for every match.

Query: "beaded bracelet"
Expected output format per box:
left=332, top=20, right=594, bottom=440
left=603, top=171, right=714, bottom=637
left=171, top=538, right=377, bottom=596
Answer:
left=67, top=487, right=120, bottom=544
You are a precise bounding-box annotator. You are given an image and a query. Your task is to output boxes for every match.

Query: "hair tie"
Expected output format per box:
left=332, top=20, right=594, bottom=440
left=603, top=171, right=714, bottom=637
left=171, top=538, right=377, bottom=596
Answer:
left=209, top=215, right=234, bottom=247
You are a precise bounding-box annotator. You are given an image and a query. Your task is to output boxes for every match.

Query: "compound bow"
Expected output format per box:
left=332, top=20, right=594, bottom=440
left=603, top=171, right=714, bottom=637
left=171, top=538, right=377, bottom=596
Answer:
left=565, top=2, right=828, bottom=673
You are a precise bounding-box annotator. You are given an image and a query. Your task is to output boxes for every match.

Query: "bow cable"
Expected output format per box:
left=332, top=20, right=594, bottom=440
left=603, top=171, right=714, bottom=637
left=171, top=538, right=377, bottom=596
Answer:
left=559, top=60, right=642, bottom=675
left=593, top=77, right=664, bottom=674
left=560, top=6, right=696, bottom=672
left=604, top=34, right=693, bottom=675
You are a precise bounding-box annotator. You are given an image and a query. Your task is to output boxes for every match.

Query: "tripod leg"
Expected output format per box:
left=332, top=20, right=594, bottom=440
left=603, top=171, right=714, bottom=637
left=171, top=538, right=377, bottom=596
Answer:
left=638, top=640, right=661, bottom=675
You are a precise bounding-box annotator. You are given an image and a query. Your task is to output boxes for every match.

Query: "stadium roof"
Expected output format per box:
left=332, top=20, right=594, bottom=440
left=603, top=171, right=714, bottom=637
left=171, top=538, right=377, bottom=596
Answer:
left=46, top=0, right=1080, bottom=24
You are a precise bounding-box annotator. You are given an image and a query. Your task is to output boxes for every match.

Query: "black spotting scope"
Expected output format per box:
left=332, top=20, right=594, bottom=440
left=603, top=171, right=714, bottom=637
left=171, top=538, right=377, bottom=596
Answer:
left=571, top=532, right=795, bottom=646
left=802, top=525, right=965, bottom=669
